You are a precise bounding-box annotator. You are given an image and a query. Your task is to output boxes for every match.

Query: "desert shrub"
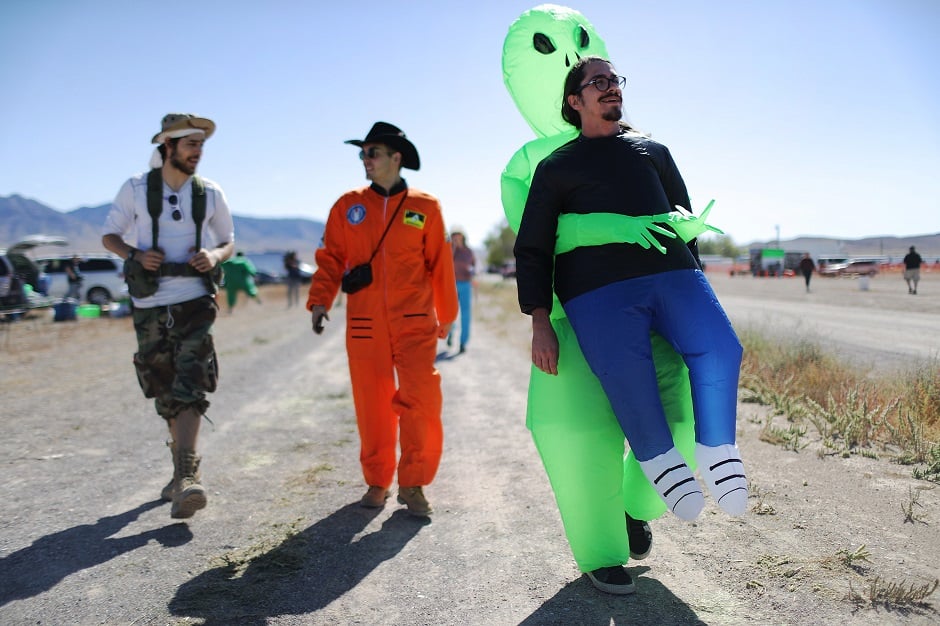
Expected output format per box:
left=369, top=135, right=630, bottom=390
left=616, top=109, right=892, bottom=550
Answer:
left=739, top=328, right=940, bottom=465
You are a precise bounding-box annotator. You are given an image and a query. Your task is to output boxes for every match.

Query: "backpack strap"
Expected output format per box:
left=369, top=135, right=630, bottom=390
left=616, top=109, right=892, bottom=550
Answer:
left=145, top=169, right=207, bottom=251
left=191, top=175, right=206, bottom=251
left=146, top=168, right=163, bottom=249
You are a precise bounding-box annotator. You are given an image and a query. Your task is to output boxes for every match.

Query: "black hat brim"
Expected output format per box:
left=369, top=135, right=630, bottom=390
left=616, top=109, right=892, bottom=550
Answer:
left=345, top=136, right=420, bottom=170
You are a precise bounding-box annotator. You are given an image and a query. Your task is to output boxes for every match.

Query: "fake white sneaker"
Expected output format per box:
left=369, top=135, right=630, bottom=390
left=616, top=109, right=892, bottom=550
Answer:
left=638, top=447, right=704, bottom=521
left=696, top=443, right=748, bottom=515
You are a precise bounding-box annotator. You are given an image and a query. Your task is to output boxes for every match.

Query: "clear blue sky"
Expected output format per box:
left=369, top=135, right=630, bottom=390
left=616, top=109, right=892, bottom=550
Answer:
left=2, top=0, right=938, bottom=250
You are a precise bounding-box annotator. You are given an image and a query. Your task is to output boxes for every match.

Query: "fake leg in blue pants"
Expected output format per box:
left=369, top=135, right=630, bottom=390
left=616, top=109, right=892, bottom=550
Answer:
left=565, top=270, right=747, bottom=518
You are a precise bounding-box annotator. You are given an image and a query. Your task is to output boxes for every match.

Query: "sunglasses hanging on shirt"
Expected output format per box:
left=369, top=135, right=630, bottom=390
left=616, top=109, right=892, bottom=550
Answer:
left=168, top=194, right=182, bottom=221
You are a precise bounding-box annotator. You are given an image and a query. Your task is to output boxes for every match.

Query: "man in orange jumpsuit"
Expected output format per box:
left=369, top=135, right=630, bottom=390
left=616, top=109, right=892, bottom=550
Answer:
left=307, top=122, right=458, bottom=517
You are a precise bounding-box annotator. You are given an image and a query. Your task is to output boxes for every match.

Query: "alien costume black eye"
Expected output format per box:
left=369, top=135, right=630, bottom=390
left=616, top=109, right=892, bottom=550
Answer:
left=578, top=25, right=590, bottom=48
left=533, top=32, right=556, bottom=54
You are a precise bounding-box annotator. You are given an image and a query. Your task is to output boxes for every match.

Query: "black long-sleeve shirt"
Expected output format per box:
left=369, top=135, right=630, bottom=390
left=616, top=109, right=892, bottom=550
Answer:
left=514, top=131, right=700, bottom=314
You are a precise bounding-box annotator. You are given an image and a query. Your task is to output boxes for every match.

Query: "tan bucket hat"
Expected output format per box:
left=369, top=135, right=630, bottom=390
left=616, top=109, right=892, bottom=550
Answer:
left=151, top=113, right=216, bottom=144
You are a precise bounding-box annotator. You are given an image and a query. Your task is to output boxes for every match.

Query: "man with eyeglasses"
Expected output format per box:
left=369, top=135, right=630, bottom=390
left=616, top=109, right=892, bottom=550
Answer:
left=102, top=113, right=234, bottom=520
left=307, top=121, right=458, bottom=517
left=515, top=56, right=746, bottom=536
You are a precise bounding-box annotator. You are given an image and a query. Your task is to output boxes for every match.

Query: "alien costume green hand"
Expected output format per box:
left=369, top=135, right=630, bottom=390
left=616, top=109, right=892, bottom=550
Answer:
left=658, top=200, right=724, bottom=243
left=555, top=213, right=676, bottom=255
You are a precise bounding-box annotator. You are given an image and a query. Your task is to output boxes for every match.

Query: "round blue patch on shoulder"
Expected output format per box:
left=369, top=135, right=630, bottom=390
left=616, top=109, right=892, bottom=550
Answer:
left=347, top=204, right=366, bottom=225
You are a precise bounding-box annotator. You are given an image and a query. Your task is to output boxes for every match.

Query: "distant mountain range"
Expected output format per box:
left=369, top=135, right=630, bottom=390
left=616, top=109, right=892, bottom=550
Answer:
left=727, top=233, right=940, bottom=262
left=0, top=194, right=325, bottom=257
left=2, top=194, right=938, bottom=262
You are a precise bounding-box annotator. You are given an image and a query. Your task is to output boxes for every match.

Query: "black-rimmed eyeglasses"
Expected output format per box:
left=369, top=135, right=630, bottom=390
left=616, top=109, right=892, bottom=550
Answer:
left=575, top=74, right=627, bottom=94
left=359, top=147, right=390, bottom=160
left=168, top=195, right=182, bottom=221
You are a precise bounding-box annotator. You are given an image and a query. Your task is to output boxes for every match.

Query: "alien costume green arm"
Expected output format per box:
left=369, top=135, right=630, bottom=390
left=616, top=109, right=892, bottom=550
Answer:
left=554, top=200, right=724, bottom=255
left=501, top=4, right=697, bottom=573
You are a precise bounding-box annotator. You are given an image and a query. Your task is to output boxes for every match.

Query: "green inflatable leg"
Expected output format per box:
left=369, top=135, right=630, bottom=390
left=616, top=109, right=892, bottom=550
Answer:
left=528, top=316, right=695, bottom=572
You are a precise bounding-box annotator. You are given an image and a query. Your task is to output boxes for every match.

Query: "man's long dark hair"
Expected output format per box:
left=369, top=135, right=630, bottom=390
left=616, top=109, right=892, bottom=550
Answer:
left=156, top=137, right=181, bottom=162
left=561, top=55, right=636, bottom=134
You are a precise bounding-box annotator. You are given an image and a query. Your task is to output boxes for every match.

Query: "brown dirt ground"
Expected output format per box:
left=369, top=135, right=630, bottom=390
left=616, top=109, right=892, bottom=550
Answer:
left=0, top=273, right=938, bottom=625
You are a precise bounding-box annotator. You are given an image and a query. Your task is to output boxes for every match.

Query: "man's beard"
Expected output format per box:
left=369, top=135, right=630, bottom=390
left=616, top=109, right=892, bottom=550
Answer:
left=601, top=106, right=623, bottom=122
left=169, top=154, right=196, bottom=175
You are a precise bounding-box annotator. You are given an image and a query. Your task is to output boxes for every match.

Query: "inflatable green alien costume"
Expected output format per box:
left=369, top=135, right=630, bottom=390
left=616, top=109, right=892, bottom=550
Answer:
left=500, top=4, right=700, bottom=573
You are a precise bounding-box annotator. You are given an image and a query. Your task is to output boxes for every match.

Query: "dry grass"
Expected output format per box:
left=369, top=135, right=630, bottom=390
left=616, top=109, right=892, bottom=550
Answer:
left=738, top=328, right=940, bottom=480
left=848, top=577, right=940, bottom=608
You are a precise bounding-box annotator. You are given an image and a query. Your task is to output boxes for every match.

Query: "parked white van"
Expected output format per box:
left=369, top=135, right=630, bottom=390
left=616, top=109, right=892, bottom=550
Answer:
left=36, top=254, right=127, bottom=304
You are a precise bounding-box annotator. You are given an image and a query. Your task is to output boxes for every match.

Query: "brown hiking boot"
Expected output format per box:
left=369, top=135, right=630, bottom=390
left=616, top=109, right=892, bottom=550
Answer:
left=160, top=440, right=178, bottom=502
left=360, top=486, right=391, bottom=508
left=397, top=486, right=432, bottom=517
left=171, top=449, right=207, bottom=519
left=160, top=477, right=176, bottom=502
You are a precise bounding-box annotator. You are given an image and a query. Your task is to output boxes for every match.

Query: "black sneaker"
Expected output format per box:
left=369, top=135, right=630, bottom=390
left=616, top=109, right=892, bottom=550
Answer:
left=626, top=513, right=652, bottom=560
left=586, top=566, right=636, bottom=595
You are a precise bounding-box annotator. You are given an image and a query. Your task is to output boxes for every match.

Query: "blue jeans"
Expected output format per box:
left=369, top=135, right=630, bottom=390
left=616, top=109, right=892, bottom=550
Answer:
left=454, top=280, right=472, bottom=347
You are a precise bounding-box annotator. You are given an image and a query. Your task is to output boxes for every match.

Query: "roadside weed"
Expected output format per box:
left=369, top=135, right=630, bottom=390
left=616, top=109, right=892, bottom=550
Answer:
left=901, top=486, right=929, bottom=524
left=848, top=576, right=939, bottom=608
left=739, top=329, right=939, bottom=479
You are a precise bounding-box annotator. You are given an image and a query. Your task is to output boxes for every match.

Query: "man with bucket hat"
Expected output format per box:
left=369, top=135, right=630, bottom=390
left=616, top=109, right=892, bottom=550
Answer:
left=307, top=121, right=458, bottom=516
left=102, top=113, right=235, bottom=519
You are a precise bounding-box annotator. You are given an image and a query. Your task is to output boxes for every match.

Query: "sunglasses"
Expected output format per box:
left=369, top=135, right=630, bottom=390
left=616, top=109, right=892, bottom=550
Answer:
left=168, top=195, right=182, bottom=221
left=359, top=147, right=392, bottom=160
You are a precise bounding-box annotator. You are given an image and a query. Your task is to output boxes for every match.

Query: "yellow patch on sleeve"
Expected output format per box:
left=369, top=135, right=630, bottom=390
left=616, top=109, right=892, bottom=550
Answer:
left=403, top=210, right=427, bottom=229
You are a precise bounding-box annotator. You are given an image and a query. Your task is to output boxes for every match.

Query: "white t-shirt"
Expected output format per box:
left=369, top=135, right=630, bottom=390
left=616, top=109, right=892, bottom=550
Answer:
left=103, top=172, right=235, bottom=308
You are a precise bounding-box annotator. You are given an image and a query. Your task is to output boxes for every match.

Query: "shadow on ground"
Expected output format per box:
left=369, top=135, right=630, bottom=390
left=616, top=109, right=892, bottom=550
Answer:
left=169, top=502, right=427, bottom=625
left=0, top=499, right=192, bottom=606
left=519, top=566, right=707, bottom=625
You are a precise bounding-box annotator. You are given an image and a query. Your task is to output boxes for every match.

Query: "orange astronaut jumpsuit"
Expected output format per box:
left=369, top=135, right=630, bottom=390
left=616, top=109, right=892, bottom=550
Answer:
left=307, top=182, right=458, bottom=489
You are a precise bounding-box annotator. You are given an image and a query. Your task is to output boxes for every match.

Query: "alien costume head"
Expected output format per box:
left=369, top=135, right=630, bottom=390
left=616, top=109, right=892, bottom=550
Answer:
left=502, top=4, right=609, bottom=138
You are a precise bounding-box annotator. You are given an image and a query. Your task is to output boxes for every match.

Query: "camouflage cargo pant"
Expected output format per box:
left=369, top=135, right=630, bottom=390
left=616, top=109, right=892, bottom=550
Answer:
left=132, top=296, right=219, bottom=420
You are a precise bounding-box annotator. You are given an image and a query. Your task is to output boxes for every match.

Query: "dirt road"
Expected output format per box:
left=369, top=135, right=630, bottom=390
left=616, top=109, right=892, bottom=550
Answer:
left=1, top=273, right=937, bottom=625
left=711, top=270, right=940, bottom=372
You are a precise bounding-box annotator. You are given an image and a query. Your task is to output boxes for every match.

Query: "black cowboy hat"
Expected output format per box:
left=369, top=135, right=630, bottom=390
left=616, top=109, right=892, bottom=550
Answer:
left=345, top=121, right=420, bottom=170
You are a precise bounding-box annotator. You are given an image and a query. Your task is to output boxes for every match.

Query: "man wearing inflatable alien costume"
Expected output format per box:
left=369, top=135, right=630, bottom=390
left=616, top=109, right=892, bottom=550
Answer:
left=502, top=5, right=747, bottom=594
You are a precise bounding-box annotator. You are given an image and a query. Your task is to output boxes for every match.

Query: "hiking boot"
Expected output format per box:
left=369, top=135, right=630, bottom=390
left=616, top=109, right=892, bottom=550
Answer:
left=397, top=486, right=432, bottom=517
left=586, top=566, right=636, bottom=595
left=160, top=440, right=179, bottom=502
left=171, top=449, right=207, bottom=519
left=160, top=477, right=176, bottom=502
left=361, top=486, right=391, bottom=508
left=626, top=513, right=652, bottom=560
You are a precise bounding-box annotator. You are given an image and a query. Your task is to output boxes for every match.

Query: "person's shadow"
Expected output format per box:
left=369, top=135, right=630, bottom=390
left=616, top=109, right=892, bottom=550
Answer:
left=169, top=502, right=427, bottom=625
left=519, top=566, right=707, bottom=625
left=435, top=349, right=458, bottom=362
left=0, top=499, right=192, bottom=606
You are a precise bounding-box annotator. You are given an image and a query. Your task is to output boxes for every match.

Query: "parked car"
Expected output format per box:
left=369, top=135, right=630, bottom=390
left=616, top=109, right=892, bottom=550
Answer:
left=500, top=260, right=517, bottom=279
left=0, top=251, right=26, bottom=309
left=36, top=253, right=128, bottom=304
left=818, top=259, right=879, bottom=277
left=1, top=235, right=68, bottom=302
left=728, top=255, right=752, bottom=277
left=254, top=270, right=284, bottom=285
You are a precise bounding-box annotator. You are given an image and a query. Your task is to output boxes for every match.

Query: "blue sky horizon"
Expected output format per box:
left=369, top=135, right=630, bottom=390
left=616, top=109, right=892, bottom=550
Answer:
left=2, top=0, right=938, bottom=249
